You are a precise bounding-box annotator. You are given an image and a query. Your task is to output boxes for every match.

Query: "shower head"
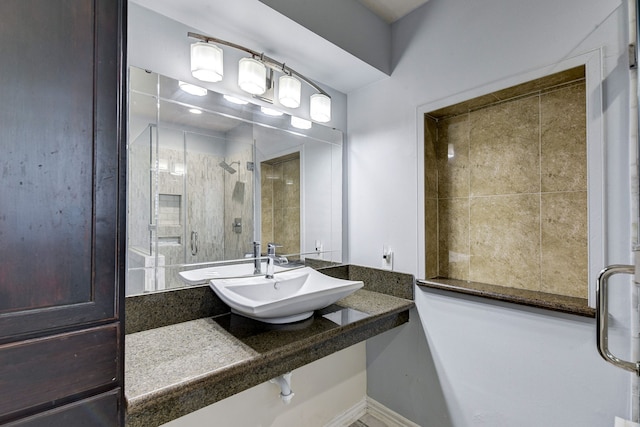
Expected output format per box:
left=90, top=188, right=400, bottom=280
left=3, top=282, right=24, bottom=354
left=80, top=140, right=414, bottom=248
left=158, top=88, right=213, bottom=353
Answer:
left=219, top=161, right=237, bottom=174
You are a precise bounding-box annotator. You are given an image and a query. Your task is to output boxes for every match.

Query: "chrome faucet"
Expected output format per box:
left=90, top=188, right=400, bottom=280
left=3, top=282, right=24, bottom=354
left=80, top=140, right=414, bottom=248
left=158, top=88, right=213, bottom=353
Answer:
left=266, top=243, right=287, bottom=279
left=252, top=241, right=261, bottom=275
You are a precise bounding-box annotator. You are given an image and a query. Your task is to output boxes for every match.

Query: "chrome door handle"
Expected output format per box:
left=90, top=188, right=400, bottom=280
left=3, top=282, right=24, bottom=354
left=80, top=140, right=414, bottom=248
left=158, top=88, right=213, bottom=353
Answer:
left=596, top=264, right=639, bottom=375
left=191, top=231, right=198, bottom=256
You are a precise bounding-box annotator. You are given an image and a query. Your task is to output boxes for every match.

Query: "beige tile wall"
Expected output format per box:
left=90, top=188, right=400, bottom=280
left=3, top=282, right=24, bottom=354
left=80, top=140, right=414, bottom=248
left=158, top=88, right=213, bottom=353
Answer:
left=261, top=154, right=301, bottom=258
left=425, top=79, right=587, bottom=298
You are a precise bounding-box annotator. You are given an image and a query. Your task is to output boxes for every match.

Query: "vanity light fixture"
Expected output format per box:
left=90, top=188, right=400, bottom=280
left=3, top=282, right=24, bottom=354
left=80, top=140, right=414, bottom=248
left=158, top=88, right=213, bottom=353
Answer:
left=223, top=94, right=249, bottom=105
left=310, top=94, right=331, bottom=123
left=179, top=81, right=208, bottom=96
left=238, top=57, right=267, bottom=95
left=158, top=158, right=169, bottom=172
left=261, top=106, right=284, bottom=116
left=188, top=32, right=332, bottom=123
left=190, top=42, right=223, bottom=82
left=171, top=162, right=185, bottom=176
left=291, top=116, right=312, bottom=130
left=279, top=74, right=301, bottom=108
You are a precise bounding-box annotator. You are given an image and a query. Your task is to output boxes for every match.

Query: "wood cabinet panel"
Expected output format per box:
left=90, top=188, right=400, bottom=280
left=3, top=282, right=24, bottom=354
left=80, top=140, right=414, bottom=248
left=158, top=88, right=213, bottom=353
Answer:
left=0, top=0, right=94, bottom=313
left=5, top=389, right=121, bottom=427
left=0, top=324, right=120, bottom=422
left=0, top=0, right=122, bottom=341
left=0, top=0, right=125, bottom=424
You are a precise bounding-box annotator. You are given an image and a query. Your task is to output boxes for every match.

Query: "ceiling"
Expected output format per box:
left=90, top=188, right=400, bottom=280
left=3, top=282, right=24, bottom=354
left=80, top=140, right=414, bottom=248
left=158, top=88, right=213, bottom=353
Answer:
left=358, top=0, right=430, bottom=23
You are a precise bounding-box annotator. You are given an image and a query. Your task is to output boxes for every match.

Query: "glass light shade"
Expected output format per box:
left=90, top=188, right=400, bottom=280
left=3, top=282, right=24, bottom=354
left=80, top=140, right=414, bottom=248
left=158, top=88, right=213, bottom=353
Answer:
left=291, top=116, right=312, bottom=129
left=223, top=94, right=248, bottom=105
left=260, top=106, right=283, bottom=116
left=278, top=75, right=301, bottom=108
left=158, top=158, right=168, bottom=172
left=191, top=42, right=223, bottom=82
left=310, top=93, right=331, bottom=123
left=178, top=81, right=207, bottom=96
left=171, top=162, right=185, bottom=176
left=238, top=58, right=267, bottom=95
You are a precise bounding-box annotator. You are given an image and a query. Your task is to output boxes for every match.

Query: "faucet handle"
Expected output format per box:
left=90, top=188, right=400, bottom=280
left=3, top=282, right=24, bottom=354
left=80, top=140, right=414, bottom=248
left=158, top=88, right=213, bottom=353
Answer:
left=267, top=243, right=282, bottom=256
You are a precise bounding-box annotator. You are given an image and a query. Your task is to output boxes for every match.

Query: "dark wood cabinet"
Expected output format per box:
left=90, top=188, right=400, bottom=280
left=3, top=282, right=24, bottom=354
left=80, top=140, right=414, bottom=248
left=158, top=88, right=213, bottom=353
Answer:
left=0, top=0, right=126, bottom=425
left=4, top=390, right=121, bottom=427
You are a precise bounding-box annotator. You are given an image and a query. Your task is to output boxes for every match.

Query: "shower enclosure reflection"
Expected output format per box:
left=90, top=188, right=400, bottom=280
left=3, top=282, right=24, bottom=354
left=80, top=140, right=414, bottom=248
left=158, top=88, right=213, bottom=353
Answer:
left=126, top=67, right=343, bottom=296
left=127, top=123, right=253, bottom=294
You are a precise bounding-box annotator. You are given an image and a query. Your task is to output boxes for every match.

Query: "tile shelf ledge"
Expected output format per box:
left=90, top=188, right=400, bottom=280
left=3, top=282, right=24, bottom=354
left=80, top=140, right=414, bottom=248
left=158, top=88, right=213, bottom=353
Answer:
left=417, top=277, right=594, bottom=318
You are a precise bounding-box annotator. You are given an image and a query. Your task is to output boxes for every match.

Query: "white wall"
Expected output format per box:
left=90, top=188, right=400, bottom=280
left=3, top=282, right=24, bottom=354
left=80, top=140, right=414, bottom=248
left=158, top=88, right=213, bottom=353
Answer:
left=349, top=0, right=634, bottom=425
left=162, top=342, right=366, bottom=427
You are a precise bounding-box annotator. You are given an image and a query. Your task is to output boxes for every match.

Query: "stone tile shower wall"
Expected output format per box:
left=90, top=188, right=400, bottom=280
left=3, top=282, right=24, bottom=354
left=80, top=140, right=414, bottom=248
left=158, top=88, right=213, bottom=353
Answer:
left=223, top=146, right=254, bottom=260
left=127, top=126, right=232, bottom=293
left=425, top=75, right=587, bottom=298
left=156, top=146, right=226, bottom=290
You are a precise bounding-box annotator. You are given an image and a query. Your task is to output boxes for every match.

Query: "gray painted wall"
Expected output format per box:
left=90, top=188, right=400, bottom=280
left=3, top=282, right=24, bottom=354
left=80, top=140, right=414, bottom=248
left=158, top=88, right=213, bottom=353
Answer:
left=259, top=0, right=391, bottom=74
left=351, top=0, right=633, bottom=424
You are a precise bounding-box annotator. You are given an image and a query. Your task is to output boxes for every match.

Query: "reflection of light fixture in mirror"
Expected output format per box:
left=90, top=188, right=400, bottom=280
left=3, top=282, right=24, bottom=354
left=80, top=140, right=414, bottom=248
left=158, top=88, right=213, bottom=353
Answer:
left=190, top=42, right=223, bottom=82
left=178, top=81, right=207, bottom=96
left=158, top=159, right=168, bottom=172
left=261, top=106, right=283, bottom=116
left=279, top=75, right=301, bottom=108
left=188, top=108, right=203, bottom=114
left=223, top=94, right=248, bottom=105
left=448, top=143, right=454, bottom=159
left=291, top=116, right=312, bottom=129
left=310, top=93, right=331, bottom=123
left=171, top=162, right=185, bottom=176
left=238, top=58, right=267, bottom=95
left=188, top=32, right=332, bottom=123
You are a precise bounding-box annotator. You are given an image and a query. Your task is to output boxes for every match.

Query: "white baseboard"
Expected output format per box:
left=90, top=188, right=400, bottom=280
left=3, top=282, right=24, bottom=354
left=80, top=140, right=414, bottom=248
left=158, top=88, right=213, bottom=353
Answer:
left=325, top=396, right=421, bottom=427
left=324, top=397, right=367, bottom=427
left=366, top=397, right=421, bottom=427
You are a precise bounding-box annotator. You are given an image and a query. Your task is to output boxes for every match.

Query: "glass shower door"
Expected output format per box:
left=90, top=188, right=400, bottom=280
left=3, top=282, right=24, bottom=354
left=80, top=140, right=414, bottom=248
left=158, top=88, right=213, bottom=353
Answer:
left=183, top=131, right=226, bottom=265
left=126, top=124, right=157, bottom=295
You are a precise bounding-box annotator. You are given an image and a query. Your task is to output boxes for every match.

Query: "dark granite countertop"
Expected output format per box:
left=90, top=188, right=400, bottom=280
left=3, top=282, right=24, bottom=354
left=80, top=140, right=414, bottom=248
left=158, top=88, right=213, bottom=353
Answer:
left=124, top=288, right=414, bottom=427
left=417, top=277, right=594, bottom=317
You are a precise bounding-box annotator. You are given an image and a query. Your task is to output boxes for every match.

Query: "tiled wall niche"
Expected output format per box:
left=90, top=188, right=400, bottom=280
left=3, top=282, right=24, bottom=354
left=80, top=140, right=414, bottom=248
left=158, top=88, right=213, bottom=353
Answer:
left=424, top=66, right=588, bottom=300
left=261, top=152, right=301, bottom=258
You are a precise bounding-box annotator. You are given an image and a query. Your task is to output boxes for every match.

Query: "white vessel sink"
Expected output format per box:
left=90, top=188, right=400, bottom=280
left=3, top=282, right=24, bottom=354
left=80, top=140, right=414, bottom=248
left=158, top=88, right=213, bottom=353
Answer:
left=209, top=267, right=364, bottom=324
left=178, top=262, right=288, bottom=286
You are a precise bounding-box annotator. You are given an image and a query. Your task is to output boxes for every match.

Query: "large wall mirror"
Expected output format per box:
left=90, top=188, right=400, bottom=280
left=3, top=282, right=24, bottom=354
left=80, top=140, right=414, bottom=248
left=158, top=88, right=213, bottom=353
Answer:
left=127, top=67, right=343, bottom=296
